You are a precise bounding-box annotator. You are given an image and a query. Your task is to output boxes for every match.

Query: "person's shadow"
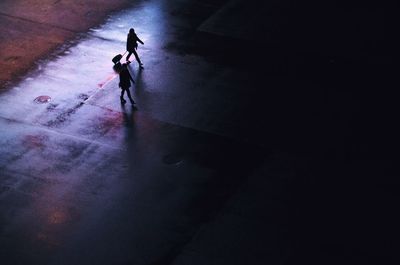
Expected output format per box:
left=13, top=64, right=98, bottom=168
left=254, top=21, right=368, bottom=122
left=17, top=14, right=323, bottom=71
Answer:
left=130, top=64, right=145, bottom=104
left=120, top=103, right=136, bottom=128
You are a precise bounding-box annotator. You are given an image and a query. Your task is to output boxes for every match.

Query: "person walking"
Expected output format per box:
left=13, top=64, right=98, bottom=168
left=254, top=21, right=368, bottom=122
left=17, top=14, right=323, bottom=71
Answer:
left=114, top=61, right=135, bottom=105
left=126, top=28, right=144, bottom=69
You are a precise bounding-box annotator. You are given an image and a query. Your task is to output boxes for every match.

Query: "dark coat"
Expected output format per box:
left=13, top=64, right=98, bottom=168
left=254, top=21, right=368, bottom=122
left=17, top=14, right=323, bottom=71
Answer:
left=119, top=63, right=134, bottom=89
left=127, top=32, right=144, bottom=52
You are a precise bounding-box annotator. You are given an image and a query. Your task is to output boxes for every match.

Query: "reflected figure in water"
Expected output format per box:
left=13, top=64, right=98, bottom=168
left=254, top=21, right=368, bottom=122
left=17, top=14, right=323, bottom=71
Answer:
left=126, top=28, right=144, bottom=69
left=114, top=61, right=135, bottom=105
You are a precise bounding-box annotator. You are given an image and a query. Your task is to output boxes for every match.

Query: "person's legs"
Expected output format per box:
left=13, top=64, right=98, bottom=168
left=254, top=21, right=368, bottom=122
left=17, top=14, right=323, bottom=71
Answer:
left=126, top=51, right=133, bottom=61
left=120, top=89, right=126, bottom=103
left=125, top=88, right=135, bottom=104
left=132, top=49, right=143, bottom=66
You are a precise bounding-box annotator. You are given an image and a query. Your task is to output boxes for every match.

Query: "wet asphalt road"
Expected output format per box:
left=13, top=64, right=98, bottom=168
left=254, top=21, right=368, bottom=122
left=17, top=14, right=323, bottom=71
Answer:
left=1, top=0, right=400, bottom=264
left=0, top=1, right=274, bottom=264
left=0, top=0, right=132, bottom=88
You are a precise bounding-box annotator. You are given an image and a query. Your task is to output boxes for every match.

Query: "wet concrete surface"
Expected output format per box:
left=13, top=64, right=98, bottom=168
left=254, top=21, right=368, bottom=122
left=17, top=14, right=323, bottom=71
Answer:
left=1, top=0, right=400, bottom=264
left=0, top=0, right=131, bottom=88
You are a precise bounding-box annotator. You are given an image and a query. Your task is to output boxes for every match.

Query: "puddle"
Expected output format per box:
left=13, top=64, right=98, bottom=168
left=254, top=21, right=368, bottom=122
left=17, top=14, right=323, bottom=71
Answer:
left=163, top=154, right=183, bottom=165
left=34, top=96, right=51, bottom=104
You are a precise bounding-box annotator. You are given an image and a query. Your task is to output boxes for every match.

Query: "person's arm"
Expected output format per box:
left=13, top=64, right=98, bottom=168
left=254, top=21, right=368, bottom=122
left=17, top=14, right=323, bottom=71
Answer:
left=137, top=36, right=144, bottom=45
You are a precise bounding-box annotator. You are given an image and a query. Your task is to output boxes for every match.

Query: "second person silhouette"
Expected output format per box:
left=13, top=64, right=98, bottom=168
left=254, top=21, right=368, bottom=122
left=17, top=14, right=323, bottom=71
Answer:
left=126, top=28, right=144, bottom=69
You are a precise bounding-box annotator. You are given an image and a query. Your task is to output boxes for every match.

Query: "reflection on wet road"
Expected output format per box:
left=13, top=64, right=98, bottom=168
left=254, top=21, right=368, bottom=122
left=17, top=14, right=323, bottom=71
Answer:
left=0, top=1, right=274, bottom=264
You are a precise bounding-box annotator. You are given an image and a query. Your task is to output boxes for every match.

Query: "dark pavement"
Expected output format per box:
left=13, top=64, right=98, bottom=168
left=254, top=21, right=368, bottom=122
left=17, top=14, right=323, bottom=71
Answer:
left=1, top=0, right=400, bottom=264
left=0, top=0, right=132, bottom=88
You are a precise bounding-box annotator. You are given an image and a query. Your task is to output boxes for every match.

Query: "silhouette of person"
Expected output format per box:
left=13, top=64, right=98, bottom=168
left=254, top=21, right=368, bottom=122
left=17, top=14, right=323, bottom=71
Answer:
left=114, top=61, right=135, bottom=104
left=126, top=28, right=144, bottom=68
